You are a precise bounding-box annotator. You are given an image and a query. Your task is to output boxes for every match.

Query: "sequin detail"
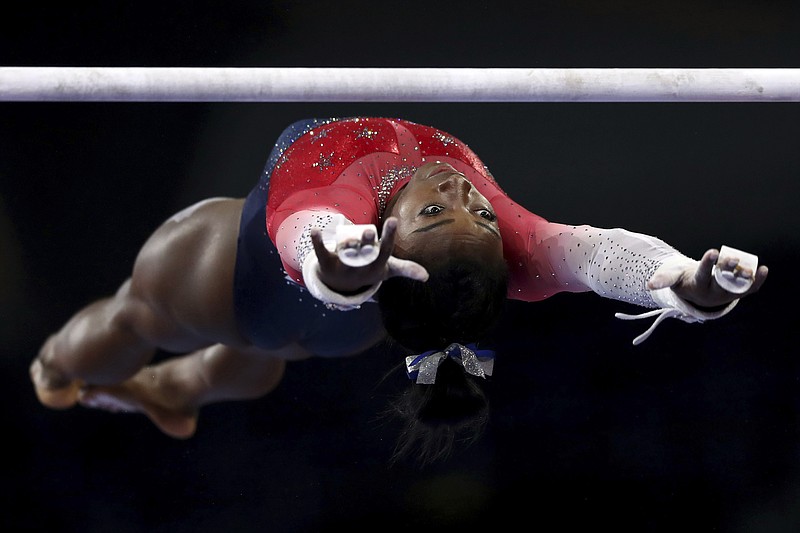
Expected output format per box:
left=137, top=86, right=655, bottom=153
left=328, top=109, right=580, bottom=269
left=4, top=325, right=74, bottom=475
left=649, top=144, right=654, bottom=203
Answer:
left=294, top=213, right=337, bottom=269
left=269, top=118, right=338, bottom=174
left=376, top=165, right=416, bottom=213
left=556, top=226, right=663, bottom=308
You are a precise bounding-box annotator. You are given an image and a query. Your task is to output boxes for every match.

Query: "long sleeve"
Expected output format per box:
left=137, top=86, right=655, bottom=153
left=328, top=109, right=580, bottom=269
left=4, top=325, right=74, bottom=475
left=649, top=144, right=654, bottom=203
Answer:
left=530, top=222, right=674, bottom=307
left=273, top=209, right=351, bottom=280
left=527, top=222, right=739, bottom=344
left=476, top=172, right=739, bottom=342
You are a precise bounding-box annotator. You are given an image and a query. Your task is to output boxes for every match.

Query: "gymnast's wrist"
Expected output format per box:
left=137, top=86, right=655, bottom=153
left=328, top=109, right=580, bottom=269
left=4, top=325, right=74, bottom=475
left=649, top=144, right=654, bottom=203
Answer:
left=316, top=273, right=374, bottom=296
left=301, top=253, right=381, bottom=309
left=650, top=286, right=739, bottom=322
left=683, top=300, right=731, bottom=313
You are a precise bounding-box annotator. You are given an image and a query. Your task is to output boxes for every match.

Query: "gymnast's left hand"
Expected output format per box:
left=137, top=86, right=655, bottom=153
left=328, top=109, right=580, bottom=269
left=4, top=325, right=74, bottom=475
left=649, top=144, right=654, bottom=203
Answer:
left=647, top=248, right=769, bottom=308
left=310, top=217, right=429, bottom=294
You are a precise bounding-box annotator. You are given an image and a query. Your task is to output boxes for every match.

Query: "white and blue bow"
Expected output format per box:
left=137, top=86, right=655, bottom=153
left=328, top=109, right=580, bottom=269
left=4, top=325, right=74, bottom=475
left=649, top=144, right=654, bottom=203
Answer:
left=405, top=343, right=495, bottom=385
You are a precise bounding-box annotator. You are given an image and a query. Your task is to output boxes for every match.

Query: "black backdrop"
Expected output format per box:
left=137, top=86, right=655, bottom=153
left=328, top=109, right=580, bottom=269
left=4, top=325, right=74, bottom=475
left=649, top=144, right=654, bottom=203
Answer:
left=2, top=2, right=799, bottom=531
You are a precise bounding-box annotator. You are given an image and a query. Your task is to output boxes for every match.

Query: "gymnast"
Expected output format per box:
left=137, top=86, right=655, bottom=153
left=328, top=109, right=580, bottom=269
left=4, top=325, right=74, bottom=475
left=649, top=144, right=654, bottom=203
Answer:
left=30, top=117, right=768, bottom=464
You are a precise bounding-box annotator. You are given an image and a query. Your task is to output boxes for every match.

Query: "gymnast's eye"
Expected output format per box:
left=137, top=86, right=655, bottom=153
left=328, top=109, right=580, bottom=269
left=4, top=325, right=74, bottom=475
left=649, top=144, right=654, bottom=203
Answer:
left=477, top=208, right=496, bottom=221
left=421, top=205, right=444, bottom=216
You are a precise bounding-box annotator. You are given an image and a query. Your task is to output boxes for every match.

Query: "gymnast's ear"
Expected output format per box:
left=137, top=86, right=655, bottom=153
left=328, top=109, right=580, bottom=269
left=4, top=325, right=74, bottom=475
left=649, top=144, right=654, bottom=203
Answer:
left=382, top=183, right=408, bottom=223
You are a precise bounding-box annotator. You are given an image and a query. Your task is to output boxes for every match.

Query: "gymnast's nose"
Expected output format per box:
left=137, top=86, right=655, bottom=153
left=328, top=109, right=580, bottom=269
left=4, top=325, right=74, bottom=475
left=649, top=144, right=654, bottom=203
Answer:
left=437, top=173, right=471, bottom=195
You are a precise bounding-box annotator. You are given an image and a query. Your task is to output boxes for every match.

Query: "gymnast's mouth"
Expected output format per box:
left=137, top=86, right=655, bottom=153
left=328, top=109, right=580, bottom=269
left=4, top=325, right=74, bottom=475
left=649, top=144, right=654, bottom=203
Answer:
left=424, top=162, right=461, bottom=179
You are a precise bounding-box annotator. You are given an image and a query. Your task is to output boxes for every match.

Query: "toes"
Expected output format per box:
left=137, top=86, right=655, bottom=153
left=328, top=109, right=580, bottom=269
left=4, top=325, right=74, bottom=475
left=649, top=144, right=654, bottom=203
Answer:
left=33, top=380, right=82, bottom=410
left=31, top=358, right=83, bottom=409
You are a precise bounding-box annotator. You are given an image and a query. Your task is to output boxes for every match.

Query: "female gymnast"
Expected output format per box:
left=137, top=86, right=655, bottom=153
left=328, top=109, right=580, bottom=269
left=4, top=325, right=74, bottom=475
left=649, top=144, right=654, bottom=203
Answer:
left=30, top=117, right=768, bottom=464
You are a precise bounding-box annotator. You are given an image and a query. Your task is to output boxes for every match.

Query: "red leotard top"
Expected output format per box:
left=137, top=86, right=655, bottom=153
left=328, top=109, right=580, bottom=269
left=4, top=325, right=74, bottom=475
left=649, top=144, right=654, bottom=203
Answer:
left=266, top=117, right=572, bottom=302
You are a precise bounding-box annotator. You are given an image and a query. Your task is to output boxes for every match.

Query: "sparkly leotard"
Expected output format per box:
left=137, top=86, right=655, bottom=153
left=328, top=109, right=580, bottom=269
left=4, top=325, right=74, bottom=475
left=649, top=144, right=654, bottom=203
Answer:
left=234, top=117, right=731, bottom=352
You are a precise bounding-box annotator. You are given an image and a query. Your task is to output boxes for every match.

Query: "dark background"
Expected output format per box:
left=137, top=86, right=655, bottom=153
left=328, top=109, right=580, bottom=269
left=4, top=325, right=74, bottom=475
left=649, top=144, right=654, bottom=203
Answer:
left=1, top=1, right=799, bottom=531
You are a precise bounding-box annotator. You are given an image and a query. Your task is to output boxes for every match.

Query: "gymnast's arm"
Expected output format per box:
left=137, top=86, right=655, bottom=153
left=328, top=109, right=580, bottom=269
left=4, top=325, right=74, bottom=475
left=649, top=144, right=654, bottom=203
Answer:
left=520, top=220, right=768, bottom=343
left=272, top=208, right=427, bottom=309
left=479, top=177, right=767, bottom=342
left=530, top=221, right=766, bottom=304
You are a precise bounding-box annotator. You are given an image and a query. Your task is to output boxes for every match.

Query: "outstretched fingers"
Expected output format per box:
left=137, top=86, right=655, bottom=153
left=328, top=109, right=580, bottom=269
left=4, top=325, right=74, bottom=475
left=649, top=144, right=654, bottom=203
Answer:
left=387, top=257, right=429, bottom=282
left=376, top=217, right=398, bottom=264
left=381, top=217, right=428, bottom=281
left=695, top=248, right=720, bottom=287
left=699, top=247, right=768, bottom=301
left=747, top=265, right=769, bottom=295
left=311, top=218, right=428, bottom=284
left=310, top=228, right=336, bottom=270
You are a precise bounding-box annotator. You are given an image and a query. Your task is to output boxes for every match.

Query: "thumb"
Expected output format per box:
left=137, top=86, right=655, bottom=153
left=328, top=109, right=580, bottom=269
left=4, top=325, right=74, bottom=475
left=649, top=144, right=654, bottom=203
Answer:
left=386, top=256, right=429, bottom=282
left=647, top=267, right=683, bottom=290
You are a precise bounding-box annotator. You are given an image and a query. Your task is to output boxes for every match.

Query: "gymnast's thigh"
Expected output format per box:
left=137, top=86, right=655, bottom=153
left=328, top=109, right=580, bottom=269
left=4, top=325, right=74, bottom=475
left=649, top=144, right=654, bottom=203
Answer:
left=128, top=198, right=246, bottom=351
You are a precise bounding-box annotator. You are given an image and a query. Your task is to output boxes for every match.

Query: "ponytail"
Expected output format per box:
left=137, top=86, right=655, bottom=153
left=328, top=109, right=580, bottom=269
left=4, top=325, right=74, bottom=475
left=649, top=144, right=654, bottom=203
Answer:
left=377, top=253, right=508, bottom=466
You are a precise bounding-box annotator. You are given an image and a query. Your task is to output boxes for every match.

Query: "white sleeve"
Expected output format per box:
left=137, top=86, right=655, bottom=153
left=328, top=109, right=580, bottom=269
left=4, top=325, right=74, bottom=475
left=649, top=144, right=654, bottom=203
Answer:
left=274, top=210, right=348, bottom=275
left=538, top=223, right=738, bottom=344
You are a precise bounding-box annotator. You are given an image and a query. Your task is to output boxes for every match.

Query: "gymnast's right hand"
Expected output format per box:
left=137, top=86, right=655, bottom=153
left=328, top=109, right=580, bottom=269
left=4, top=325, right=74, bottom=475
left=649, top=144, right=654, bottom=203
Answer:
left=310, top=217, right=429, bottom=294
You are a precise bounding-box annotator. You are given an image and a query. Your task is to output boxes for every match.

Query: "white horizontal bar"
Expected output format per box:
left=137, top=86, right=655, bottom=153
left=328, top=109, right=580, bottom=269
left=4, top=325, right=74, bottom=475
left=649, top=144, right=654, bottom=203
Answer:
left=1, top=67, right=799, bottom=102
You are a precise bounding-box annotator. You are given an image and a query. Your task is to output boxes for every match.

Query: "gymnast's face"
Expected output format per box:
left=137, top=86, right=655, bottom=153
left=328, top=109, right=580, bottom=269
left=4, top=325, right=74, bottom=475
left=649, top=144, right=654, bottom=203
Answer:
left=385, top=161, right=503, bottom=261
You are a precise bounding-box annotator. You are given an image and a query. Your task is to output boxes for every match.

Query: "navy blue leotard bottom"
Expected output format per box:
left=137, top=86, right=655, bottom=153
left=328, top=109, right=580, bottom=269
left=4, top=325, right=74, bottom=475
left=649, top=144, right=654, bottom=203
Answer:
left=232, top=119, right=385, bottom=356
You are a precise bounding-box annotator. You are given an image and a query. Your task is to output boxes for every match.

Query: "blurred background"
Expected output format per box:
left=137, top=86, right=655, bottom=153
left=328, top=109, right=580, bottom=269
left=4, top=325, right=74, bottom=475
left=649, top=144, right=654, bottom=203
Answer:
left=1, top=1, right=799, bottom=531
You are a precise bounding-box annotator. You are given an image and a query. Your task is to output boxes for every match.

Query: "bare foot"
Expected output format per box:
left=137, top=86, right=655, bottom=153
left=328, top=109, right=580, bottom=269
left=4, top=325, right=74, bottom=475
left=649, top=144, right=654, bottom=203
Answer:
left=30, top=357, right=83, bottom=409
left=78, top=372, right=199, bottom=439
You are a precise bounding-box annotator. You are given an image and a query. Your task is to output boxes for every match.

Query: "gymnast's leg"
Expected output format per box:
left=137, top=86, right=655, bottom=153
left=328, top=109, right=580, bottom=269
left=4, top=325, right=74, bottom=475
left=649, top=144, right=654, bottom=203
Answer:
left=77, top=343, right=296, bottom=438
left=30, top=278, right=161, bottom=408
left=29, top=197, right=267, bottom=412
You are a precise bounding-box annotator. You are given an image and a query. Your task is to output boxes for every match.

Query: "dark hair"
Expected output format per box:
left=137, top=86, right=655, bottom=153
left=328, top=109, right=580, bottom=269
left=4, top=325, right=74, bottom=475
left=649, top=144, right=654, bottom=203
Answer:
left=377, top=252, right=508, bottom=466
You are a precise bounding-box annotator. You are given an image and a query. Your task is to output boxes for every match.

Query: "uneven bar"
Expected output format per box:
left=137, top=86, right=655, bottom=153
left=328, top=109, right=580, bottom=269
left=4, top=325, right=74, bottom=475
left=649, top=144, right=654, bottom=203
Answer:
left=1, top=67, right=799, bottom=102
